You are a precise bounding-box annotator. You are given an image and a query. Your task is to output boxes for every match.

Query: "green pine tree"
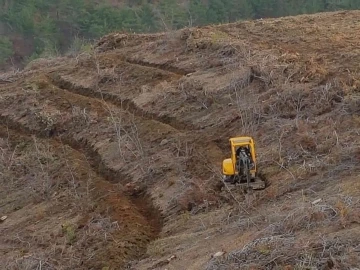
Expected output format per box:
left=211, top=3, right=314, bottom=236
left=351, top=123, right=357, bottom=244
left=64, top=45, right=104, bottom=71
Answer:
left=207, top=0, right=227, bottom=24
left=188, top=0, right=208, bottom=26
left=0, top=36, right=13, bottom=64
left=157, top=0, right=187, bottom=29
left=139, top=4, right=158, bottom=32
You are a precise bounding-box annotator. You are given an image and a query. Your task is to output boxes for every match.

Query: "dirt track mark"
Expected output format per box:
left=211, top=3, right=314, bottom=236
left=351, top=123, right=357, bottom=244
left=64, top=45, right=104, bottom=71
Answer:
left=48, top=73, right=195, bottom=131
left=123, top=57, right=194, bottom=76
left=0, top=114, right=163, bottom=243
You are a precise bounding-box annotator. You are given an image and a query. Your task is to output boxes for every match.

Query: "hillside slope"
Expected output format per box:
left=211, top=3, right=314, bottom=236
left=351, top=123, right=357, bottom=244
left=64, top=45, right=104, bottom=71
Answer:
left=2, top=0, right=360, bottom=71
left=1, top=10, right=360, bottom=270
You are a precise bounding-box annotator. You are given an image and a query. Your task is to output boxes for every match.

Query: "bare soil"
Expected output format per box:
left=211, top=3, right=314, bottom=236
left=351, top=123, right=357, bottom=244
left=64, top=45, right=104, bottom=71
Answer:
left=1, top=10, right=360, bottom=270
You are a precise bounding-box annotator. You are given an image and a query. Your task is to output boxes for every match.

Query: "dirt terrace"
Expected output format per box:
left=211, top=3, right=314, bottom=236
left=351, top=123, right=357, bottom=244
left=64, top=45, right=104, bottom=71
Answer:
left=1, top=10, right=360, bottom=270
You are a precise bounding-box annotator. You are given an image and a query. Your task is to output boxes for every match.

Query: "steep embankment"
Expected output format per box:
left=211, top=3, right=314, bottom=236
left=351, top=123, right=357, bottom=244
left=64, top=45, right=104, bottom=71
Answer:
left=1, top=10, right=360, bottom=270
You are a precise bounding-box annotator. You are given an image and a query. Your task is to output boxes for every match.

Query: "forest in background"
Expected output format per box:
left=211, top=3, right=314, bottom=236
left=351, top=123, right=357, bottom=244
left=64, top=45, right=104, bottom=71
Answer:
left=1, top=0, right=360, bottom=69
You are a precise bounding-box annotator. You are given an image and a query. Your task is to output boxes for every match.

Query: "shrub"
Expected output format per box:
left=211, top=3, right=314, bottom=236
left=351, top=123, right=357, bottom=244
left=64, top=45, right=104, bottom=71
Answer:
left=0, top=37, right=13, bottom=64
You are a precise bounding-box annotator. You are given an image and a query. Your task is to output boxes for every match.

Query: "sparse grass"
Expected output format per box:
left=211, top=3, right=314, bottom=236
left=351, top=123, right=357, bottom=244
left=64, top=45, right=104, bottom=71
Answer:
left=62, top=222, right=77, bottom=244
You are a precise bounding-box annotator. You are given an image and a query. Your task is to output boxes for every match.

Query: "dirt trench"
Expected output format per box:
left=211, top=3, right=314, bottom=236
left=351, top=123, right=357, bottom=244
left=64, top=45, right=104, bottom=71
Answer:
left=121, top=57, right=194, bottom=76
left=0, top=55, right=223, bottom=267
left=0, top=110, right=163, bottom=269
left=0, top=35, right=228, bottom=268
left=48, top=73, right=194, bottom=131
left=46, top=71, right=226, bottom=167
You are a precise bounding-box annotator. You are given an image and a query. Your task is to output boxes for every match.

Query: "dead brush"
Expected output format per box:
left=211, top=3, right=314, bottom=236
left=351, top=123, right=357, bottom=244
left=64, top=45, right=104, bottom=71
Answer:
left=262, top=86, right=309, bottom=120
left=321, top=145, right=360, bottom=179
left=56, top=214, right=123, bottom=267
left=165, top=160, right=201, bottom=213
left=343, top=94, right=360, bottom=114
left=249, top=54, right=280, bottom=88
left=84, top=214, right=121, bottom=240
left=262, top=82, right=344, bottom=123
left=4, top=254, right=54, bottom=270
left=100, top=99, right=145, bottom=163
left=79, top=50, right=121, bottom=86
left=71, top=105, right=92, bottom=126
left=178, top=77, right=217, bottom=110
left=226, top=67, right=264, bottom=135
left=256, top=107, right=353, bottom=180
left=176, top=181, right=216, bottom=213
left=206, top=234, right=297, bottom=270
left=164, top=141, right=222, bottom=214
left=89, top=54, right=146, bottom=163
left=3, top=135, right=89, bottom=202
left=29, top=138, right=87, bottom=201
left=96, top=66, right=121, bottom=85
left=206, top=198, right=360, bottom=270
left=0, top=69, right=20, bottom=83
left=31, top=137, right=53, bottom=199
left=274, top=203, right=338, bottom=235
left=1, top=135, right=122, bottom=269
left=0, top=137, right=17, bottom=188
left=7, top=215, right=122, bottom=270
left=34, top=110, right=61, bottom=136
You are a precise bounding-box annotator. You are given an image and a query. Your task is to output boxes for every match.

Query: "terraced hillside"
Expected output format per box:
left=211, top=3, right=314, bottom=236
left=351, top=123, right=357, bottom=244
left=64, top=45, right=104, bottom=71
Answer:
left=1, top=10, right=360, bottom=270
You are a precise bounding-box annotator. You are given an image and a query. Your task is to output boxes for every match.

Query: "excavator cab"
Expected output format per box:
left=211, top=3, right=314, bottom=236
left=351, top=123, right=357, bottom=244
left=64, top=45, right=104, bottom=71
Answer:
left=222, top=136, right=265, bottom=190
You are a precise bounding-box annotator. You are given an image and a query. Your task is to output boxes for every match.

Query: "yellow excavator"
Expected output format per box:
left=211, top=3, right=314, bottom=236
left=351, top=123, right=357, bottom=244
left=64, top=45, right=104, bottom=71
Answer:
left=222, top=136, right=265, bottom=190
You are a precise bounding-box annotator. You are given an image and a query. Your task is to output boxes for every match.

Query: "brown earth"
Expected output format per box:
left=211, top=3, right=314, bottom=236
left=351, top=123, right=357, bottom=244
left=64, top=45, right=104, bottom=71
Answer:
left=1, top=10, right=360, bottom=270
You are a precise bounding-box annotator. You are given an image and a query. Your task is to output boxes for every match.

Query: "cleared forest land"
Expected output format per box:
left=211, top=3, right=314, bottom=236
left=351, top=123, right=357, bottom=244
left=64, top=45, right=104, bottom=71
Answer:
left=1, top=10, right=360, bottom=270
